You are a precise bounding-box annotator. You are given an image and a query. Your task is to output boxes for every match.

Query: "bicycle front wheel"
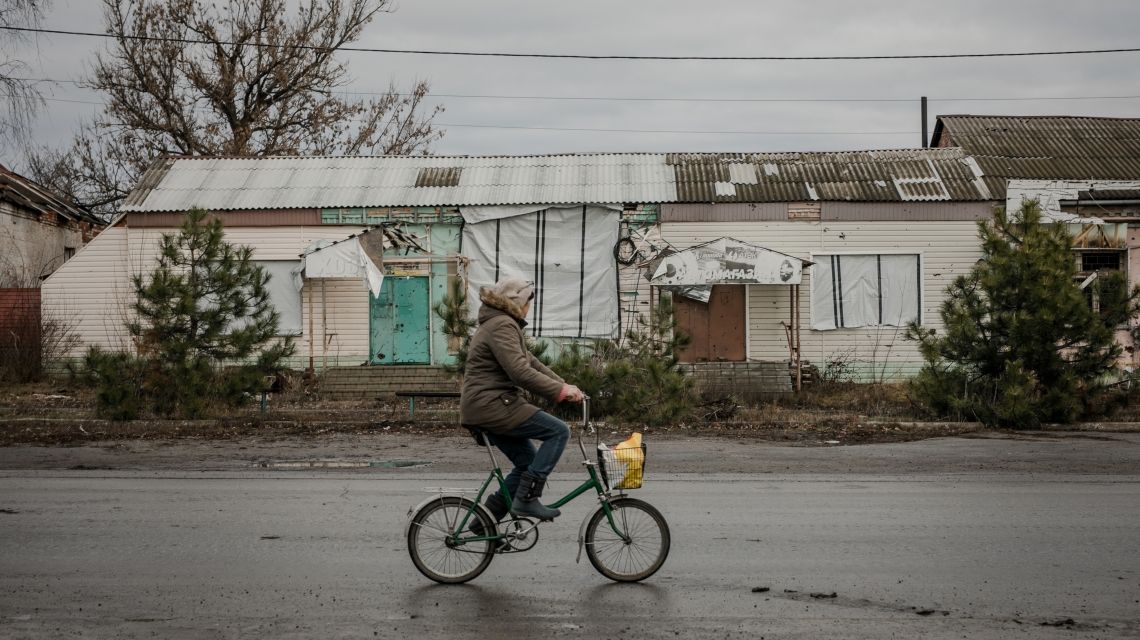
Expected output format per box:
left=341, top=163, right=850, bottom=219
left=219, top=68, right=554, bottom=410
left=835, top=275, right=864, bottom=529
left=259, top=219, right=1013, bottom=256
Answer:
left=584, top=497, right=670, bottom=582
left=407, top=496, right=495, bottom=584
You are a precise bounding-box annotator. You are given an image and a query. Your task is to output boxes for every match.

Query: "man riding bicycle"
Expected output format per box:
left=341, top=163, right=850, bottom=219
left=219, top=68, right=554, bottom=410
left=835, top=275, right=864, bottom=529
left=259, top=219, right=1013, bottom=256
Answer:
left=459, top=277, right=586, bottom=524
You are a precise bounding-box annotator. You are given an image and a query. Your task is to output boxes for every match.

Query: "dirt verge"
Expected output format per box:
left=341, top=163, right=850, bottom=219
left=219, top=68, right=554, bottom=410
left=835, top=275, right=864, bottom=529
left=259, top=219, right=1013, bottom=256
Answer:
left=2, top=383, right=1137, bottom=448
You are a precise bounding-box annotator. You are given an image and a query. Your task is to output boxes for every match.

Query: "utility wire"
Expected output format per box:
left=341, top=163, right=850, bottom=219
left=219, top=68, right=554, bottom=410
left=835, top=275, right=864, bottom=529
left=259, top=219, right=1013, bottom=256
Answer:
left=392, top=93, right=1140, bottom=103
left=0, top=94, right=918, bottom=134
left=4, top=25, right=1140, bottom=61
left=438, top=123, right=915, bottom=135
left=5, top=94, right=103, bottom=105
left=12, top=77, right=1140, bottom=105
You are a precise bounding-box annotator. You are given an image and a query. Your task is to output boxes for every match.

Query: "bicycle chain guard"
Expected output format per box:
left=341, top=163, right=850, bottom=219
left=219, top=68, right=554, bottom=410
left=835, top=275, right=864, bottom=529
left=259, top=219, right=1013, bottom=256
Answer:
left=497, top=517, right=539, bottom=553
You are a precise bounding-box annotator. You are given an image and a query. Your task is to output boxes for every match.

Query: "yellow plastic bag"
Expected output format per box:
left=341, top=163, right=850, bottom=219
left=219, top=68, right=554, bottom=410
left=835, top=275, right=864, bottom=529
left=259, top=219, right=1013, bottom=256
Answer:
left=611, top=432, right=645, bottom=489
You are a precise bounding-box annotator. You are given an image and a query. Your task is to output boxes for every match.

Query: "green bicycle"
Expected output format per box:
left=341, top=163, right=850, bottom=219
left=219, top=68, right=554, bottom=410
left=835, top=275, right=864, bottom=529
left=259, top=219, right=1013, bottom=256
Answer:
left=405, top=399, right=670, bottom=584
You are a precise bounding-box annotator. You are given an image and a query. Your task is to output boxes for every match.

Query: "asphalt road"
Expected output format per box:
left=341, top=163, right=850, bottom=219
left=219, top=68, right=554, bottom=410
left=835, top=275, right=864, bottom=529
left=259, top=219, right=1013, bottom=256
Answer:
left=1, top=434, right=1138, bottom=639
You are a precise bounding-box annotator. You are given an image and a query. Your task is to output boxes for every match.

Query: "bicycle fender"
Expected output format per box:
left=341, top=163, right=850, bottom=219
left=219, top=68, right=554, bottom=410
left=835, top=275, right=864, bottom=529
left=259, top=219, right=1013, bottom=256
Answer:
left=577, top=497, right=621, bottom=563
left=404, top=494, right=494, bottom=540
left=576, top=507, right=594, bottom=564
left=577, top=496, right=633, bottom=563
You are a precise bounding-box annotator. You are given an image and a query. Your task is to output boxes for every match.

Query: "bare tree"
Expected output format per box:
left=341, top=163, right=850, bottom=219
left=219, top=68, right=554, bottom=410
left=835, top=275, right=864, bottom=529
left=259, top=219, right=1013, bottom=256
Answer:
left=30, top=0, right=443, bottom=215
left=0, top=0, right=50, bottom=150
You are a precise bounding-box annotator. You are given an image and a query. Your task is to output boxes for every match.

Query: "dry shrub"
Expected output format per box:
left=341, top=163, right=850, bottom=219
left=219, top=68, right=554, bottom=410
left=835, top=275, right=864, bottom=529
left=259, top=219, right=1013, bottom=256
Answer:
left=0, top=306, right=80, bottom=383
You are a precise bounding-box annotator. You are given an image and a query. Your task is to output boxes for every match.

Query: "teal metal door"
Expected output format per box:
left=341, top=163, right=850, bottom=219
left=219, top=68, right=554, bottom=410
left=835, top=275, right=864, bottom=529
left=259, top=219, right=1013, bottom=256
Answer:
left=370, top=276, right=431, bottom=364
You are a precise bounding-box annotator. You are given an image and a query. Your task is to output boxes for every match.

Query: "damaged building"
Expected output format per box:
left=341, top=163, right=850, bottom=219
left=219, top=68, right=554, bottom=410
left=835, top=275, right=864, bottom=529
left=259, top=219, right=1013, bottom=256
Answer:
left=41, top=114, right=1140, bottom=396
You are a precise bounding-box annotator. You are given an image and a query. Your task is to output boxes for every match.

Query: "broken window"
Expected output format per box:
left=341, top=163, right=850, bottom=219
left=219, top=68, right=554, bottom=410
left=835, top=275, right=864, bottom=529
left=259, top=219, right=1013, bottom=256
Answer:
left=1074, top=249, right=1126, bottom=314
left=1078, top=250, right=1122, bottom=273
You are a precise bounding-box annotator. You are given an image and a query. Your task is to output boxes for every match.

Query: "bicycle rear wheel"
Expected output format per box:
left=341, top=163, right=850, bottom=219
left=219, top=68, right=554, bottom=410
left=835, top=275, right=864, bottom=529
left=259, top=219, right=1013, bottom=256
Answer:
left=408, top=496, right=495, bottom=584
left=584, top=497, right=670, bottom=582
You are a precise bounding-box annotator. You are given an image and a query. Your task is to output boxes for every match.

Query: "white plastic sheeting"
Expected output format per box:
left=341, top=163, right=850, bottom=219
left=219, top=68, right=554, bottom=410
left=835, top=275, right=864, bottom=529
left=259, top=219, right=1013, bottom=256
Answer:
left=462, top=205, right=620, bottom=338
left=255, top=261, right=303, bottom=335
left=301, top=237, right=384, bottom=297
left=810, top=254, right=920, bottom=330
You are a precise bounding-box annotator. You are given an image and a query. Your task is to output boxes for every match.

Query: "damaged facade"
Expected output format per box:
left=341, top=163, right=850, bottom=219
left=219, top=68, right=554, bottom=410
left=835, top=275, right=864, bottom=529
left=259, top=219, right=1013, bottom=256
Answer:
left=934, top=115, right=1140, bottom=365
left=42, top=155, right=660, bottom=376
left=41, top=115, right=1140, bottom=393
left=1, top=164, right=103, bottom=288
left=42, top=150, right=991, bottom=392
left=655, top=149, right=993, bottom=384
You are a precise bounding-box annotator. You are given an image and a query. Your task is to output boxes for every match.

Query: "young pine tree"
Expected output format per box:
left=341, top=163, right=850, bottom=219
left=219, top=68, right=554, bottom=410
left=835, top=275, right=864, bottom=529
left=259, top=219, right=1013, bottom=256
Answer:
left=907, top=201, right=1138, bottom=426
left=127, top=209, right=294, bottom=417
left=551, top=293, right=695, bottom=426
left=433, top=277, right=477, bottom=377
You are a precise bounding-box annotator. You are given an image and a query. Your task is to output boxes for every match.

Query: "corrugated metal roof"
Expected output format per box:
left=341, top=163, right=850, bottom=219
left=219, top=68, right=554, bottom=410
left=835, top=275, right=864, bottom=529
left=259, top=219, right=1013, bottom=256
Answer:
left=0, top=164, right=102, bottom=224
left=932, top=116, right=1140, bottom=197
left=122, top=154, right=678, bottom=212
left=666, top=149, right=986, bottom=203
left=1077, top=189, right=1140, bottom=201
left=121, top=149, right=990, bottom=212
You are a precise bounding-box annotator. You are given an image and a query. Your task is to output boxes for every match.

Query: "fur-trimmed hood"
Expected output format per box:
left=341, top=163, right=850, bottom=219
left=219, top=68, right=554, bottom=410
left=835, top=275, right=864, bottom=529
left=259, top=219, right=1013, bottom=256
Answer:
left=478, top=287, right=529, bottom=324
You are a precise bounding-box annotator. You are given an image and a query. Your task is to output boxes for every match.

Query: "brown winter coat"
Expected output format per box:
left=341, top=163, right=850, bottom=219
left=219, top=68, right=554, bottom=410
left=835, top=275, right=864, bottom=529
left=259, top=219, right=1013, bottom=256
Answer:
left=460, top=288, right=565, bottom=433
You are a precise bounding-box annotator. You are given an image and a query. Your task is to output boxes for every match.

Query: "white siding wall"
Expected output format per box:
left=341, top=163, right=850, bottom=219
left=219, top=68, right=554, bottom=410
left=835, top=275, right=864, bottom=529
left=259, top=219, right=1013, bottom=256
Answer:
left=661, top=221, right=983, bottom=380
left=41, top=226, right=133, bottom=354
left=224, top=228, right=373, bottom=367
left=299, top=279, right=371, bottom=368
left=43, top=224, right=374, bottom=366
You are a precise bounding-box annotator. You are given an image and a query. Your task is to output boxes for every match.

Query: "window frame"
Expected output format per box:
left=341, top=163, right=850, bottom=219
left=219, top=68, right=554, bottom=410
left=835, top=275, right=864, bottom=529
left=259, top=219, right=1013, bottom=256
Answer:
left=1074, top=248, right=1125, bottom=276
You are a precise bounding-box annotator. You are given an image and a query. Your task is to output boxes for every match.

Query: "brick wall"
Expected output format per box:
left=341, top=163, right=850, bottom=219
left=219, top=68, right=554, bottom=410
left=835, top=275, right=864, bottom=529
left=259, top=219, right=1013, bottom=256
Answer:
left=680, top=361, right=792, bottom=400
left=319, top=365, right=458, bottom=400
left=0, top=288, right=42, bottom=373
left=0, top=288, right=40, bottom=333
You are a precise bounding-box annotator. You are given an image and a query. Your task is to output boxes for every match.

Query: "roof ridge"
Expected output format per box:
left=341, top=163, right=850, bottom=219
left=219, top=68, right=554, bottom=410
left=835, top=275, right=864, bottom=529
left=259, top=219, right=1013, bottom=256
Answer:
left=940, top=114, right=1140, bottom=122
left=165, top=147, right=965, bottom=163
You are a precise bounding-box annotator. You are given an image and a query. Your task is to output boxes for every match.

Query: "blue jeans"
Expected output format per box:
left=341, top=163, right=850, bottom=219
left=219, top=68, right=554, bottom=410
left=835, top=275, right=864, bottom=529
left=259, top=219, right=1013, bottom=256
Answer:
left=487, top=410, right=570, bottom=499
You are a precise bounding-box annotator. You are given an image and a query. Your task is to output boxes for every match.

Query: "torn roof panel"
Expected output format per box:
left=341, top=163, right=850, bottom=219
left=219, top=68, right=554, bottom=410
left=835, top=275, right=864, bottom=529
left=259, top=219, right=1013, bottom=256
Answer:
left=121, top=148, right=991, bottom=212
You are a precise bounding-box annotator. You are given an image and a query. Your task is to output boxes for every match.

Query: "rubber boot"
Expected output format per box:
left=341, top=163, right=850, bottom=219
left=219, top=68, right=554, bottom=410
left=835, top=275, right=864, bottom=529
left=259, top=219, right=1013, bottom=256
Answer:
left=510, top=471, right=561, bottom=521
left=469, top=491, right=509, bottom=537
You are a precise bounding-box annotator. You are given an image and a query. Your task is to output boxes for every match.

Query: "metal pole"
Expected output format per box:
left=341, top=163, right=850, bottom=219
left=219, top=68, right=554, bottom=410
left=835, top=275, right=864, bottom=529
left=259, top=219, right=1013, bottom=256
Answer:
left=321, top=279, right=328, bottom=372
left=307, top=281, right=315, bottom=371
left=921, top=96, right=929, bottom=148
left=789, top=285, right=795, bottom=377
left=795, top=284, right=803, bottom=392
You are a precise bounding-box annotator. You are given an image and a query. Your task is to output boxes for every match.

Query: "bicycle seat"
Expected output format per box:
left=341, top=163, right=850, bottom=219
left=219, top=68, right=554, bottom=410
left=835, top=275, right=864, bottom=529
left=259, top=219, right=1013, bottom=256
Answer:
left=461, top=424, right=490, bottom=446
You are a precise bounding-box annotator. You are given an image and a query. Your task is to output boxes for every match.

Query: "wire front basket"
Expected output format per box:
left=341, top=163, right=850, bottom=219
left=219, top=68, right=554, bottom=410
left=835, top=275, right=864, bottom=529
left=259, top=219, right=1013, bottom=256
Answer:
left=597, top=443, right=647, bottom=490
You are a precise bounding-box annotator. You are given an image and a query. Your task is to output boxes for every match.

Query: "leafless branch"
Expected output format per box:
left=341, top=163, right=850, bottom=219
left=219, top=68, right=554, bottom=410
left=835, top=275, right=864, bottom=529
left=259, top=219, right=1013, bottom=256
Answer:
left=0, top=0, right=51, bottom=150
left=27, top=0, right=442, bottom=215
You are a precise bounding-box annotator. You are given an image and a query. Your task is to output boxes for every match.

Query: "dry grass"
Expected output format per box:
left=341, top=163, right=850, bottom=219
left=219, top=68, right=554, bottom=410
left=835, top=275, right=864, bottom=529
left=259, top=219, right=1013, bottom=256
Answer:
left=737, top=382, right=918, bottom=422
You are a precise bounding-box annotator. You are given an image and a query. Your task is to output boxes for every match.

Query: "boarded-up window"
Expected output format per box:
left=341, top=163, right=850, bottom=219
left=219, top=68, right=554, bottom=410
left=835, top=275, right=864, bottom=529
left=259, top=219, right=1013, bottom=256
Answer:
left=811, top=254, right=920, bottom=330
left=462, top=206, right=620, bottom=338
left=256, top=261, right=302, bottom=335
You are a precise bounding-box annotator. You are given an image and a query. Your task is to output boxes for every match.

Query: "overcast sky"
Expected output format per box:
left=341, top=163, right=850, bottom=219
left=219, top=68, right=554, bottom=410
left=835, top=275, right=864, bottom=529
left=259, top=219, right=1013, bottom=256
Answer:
left=6, top=0, right=1140, bottom=164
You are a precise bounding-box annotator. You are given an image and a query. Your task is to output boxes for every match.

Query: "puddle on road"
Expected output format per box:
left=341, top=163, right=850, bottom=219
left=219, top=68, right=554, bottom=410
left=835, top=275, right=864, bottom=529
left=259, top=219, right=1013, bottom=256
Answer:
left=254, top=459, right=431, bottom=469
